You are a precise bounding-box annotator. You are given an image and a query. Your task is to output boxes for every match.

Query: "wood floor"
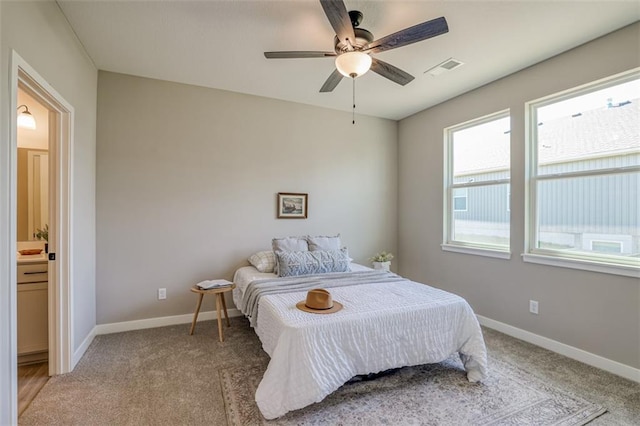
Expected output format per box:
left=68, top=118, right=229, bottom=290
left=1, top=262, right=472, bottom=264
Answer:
left=18, top=362, right=49, bottom=416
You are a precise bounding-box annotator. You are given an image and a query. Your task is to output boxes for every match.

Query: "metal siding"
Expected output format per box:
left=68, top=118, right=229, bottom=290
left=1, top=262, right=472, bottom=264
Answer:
left=459, top=155, right=638, bottom=234
left=454, top=183, right=509, bottom=223
left=537, top=172, right=638, bottom=234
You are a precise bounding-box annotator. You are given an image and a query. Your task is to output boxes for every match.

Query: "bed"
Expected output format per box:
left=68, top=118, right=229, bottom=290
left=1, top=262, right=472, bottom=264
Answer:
left=232, top=262, right=488, bottom=420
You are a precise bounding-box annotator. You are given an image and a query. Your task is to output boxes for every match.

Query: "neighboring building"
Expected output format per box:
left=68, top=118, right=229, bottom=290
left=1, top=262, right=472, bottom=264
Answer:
left=454, top=98, right=639, bottom=256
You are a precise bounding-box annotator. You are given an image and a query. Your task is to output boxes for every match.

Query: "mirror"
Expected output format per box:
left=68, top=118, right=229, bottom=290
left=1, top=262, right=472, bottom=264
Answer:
left=17, top=149, right=48, bottom=241
left=28, top=150, right=49, bottom=240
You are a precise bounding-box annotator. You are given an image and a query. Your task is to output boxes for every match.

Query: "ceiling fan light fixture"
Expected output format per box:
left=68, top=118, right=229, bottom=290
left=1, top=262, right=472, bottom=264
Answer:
left=17, top=104, right=36, bottom=130
left=335, top=51, right=372, bottom=78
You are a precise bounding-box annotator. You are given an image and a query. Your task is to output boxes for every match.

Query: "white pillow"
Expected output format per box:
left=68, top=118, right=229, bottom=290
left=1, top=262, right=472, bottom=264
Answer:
left=307, top=234, right=341, bottom=251
left=272, top=236, right=309, bottom=252
left=248, top=251, right=277, bottom=273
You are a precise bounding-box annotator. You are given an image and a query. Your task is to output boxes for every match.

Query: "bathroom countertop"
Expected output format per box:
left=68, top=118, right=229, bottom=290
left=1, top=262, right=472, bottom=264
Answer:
left=17, top=254, right=48, bottom=264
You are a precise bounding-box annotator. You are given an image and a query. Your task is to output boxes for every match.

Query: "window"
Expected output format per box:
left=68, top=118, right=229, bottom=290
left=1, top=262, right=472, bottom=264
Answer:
left=443, top=110, right=511, bottom=258
left=525, top=71, right=640, bottom=275
left=453, top=188, right=468, bottom=211
left=591, top=241, right=623, bottom=254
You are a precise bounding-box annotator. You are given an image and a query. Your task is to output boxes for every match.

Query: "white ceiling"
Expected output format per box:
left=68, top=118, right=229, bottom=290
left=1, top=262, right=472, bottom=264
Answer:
left=56, top=0, right=639, bottom=121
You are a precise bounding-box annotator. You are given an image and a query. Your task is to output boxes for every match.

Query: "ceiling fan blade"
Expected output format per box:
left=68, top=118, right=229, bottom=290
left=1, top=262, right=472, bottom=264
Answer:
left=320, top=0, right=356, bottom=48
left=365, top=16, right=449, bottom=54
left=370, top=58, right=415, bottom=86
left=320, top=69, right=344, bottom=92
left=264, top=51, right=337, bottom=59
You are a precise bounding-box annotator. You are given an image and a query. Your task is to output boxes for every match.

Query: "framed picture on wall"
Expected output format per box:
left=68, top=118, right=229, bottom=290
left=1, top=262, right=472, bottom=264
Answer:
left=277, top=193, right=308, bottom=219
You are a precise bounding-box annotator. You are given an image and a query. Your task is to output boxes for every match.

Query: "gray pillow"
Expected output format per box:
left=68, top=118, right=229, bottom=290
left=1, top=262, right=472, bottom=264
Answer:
left=276, top=248, right=350, bottom=277
left=272, top=236, right=309, bottom=252
left=307, top=234, right=341, bottom=251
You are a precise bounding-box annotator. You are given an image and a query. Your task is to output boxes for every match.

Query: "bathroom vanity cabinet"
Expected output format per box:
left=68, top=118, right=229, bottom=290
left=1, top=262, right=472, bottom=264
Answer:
left=17, top=261, right=48, bottom=362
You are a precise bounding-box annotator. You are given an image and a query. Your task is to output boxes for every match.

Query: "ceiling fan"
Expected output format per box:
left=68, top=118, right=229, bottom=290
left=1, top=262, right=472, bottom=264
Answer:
left=264, top=0, right=449, bottom=93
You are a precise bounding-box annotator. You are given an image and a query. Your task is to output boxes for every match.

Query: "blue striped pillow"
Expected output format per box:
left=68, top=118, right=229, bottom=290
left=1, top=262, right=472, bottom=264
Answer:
left=276, top=248, right=350, bottom=277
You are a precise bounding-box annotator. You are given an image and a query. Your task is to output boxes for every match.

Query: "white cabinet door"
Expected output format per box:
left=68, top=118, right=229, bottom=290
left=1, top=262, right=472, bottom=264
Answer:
left=17, top=282, right=48, bottom=355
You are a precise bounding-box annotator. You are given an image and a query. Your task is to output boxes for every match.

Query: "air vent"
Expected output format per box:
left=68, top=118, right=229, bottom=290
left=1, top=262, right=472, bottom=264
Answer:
left=424, top=58, right=464, bottom=76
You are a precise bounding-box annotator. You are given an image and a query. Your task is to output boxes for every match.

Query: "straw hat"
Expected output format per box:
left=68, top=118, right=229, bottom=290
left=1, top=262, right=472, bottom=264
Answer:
left=296, top=288, right=343, bottom=314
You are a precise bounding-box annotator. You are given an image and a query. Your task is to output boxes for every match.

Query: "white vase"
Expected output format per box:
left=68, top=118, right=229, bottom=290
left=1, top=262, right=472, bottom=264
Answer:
left=372, top=261, right=390, bottom=271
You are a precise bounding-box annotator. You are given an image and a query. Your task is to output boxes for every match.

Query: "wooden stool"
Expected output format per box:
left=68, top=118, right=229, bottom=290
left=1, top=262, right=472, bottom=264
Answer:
left=189, top=284, right=236, bottom=342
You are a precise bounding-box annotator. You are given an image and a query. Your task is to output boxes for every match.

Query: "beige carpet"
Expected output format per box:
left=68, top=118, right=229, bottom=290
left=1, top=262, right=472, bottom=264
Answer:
left=19, top=317, right=639, bottom=425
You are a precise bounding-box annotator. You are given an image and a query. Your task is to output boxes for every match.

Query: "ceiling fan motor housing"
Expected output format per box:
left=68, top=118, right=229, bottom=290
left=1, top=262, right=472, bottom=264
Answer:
left=334, top=27, right=374, bottom=53
left=348, top=10, right=363, bottom=27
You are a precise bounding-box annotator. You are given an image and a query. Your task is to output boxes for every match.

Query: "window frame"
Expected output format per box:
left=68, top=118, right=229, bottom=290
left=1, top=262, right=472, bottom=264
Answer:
left=523, top=69, right=640, bottom=278
left=442, top=109, right=511, bottom=259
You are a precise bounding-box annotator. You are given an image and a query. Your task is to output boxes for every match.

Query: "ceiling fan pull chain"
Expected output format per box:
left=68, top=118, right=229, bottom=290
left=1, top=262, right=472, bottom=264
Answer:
left=352, top=77, right=356, bottom=124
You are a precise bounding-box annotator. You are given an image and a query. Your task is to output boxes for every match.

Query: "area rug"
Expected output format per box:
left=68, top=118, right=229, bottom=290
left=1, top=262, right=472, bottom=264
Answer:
left=220, top=355, right=607, bottom=426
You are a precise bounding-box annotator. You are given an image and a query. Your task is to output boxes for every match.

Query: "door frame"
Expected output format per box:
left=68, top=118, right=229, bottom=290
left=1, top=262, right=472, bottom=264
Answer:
left=8, top=50, right=73, bottom=418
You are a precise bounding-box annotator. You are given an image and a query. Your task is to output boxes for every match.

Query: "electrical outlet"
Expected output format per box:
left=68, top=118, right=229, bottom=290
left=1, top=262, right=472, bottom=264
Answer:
left=529, top=300, right=539, bottom=315
left=158, top=288, right=167, bottom=300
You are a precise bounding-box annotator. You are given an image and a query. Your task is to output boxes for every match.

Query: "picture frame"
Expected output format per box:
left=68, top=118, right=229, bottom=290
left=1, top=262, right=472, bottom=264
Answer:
left=277, top=192, right=308, bottom=219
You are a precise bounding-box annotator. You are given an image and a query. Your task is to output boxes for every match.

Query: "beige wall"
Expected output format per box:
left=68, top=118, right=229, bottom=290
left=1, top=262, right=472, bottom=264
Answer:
left=398, top=23, right=640, bottom=369
left=96, top=71, right=398, bottom=324
left=0, top=1, right=97, bottom=422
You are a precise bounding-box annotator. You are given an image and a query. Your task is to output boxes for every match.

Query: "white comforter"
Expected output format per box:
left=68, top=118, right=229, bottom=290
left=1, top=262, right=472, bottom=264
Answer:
left=233, top=265, right=488, bottom=420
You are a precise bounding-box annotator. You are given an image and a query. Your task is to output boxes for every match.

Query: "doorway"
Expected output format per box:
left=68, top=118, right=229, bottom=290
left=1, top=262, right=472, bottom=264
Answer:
left=15, top=85, right=51, bottom=415
left=9, top=51, right=73, bottom=422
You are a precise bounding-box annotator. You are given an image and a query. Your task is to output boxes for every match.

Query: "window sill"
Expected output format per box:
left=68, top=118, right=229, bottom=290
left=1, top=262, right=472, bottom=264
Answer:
left=441, top=244, right=511, bottom=260
left=522, top=253, right=640, bottom=278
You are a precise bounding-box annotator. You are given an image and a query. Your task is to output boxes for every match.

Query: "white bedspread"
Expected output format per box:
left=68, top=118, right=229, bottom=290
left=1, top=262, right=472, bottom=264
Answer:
left=233, top=266, right=487, bottom=420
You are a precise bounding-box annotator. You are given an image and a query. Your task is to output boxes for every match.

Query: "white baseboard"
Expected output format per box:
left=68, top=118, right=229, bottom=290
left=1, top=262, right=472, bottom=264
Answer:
left=477, top=315, right=640, bottom=383
left=72, top=326, right=97, bottom=368
left=94, top=308, right=243, bottom=335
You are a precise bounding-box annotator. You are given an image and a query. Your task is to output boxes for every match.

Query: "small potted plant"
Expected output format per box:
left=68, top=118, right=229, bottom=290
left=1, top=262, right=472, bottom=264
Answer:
left=35, top=224, right=49, bottom=253
left=369, top=251, right=394, bottom=271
